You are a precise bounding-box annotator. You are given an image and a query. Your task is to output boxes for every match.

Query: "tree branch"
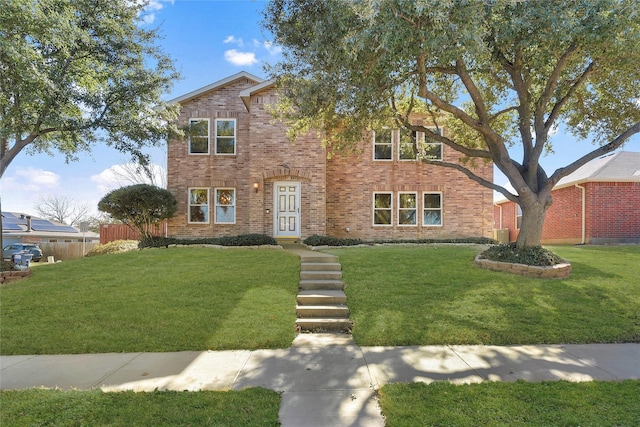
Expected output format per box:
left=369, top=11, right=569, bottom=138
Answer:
left=547, top=121, right=640, bottom=189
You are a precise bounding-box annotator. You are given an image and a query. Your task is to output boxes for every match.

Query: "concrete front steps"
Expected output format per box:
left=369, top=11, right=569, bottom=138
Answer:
left=296, top=254, right=352, bottom=333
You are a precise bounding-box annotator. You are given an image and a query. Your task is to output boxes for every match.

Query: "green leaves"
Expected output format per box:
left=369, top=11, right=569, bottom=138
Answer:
left=0, top=0, right=180, bottom=176
left=98, top=184, right=177, bottom=240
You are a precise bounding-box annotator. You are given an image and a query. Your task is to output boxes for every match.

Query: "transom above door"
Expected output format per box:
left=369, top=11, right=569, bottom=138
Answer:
left=274, top=182, right=300, bottom=237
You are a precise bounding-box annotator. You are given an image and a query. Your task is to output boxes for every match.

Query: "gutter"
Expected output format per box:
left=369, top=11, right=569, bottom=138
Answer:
left=574, top=183, right=586, bottom=244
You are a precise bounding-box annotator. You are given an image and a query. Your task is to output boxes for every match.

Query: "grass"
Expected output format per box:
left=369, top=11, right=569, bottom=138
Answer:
left=2, top=244, right=639, bottom=425
left=326, top=244, right=640, bottom=346
left=378, top=380, right=640, bottom=426
left=0, top=388, right=281, bottom=427
left=0, top=247, right=299, bottom=354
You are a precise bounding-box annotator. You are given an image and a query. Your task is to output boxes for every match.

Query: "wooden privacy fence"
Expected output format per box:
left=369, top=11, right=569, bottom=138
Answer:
left=100, top=223, right=166, bottom=244
left=39, top=242, right=99, bottom=262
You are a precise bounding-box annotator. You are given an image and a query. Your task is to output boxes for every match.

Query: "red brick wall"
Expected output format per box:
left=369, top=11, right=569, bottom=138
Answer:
left=167, top=78, right=494, bottom=241
left=493, top=181, right=640, bottom=244
left=586, top=182, right=640, bottom=243
left=326, top=129, right=494, bottom=240
left=541, top=185, right=583, bottom=244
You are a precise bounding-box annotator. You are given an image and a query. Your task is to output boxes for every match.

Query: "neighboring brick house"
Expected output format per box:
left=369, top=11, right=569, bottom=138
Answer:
left=166, top=71, right=494, bottom=241
left=494, top=151, right=640, bottom=244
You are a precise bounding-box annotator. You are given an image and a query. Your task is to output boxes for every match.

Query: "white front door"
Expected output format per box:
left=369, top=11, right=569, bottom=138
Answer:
left=274, top=182, right=300, bottom=237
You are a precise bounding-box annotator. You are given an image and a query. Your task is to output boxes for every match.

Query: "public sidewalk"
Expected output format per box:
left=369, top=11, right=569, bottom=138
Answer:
left=2, top=335, right=639, bottom=427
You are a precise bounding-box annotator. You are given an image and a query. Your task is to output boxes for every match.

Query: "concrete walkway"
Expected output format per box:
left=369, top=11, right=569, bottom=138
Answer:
left=2, top=337, right=639, bottom=426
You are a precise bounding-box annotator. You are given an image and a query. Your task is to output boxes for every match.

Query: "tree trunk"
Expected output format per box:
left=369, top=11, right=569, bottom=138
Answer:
left=515, top=197, right=550, bottom=249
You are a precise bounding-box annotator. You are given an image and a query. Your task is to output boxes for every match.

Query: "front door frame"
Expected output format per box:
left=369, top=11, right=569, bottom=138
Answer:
left=273, top=181, right=301, bottom=238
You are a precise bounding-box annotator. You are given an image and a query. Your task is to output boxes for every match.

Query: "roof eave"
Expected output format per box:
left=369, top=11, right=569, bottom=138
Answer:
left=168, top=71, right=265, bottom=105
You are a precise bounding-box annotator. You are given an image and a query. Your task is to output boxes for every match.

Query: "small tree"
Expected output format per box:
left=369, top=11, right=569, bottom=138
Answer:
left=98, top=184, right=177, bottom=241
left=34, top=195, right=91, bottom=226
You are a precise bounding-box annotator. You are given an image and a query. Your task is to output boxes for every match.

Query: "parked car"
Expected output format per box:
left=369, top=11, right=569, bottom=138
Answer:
left=2, top=244, right=43, bottom=262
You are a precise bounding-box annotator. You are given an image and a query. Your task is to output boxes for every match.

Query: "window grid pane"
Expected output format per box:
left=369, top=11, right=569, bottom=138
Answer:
left=373, top=129, right=392, bottom=160
left=188, top=119, right=209, bottom=154
left=423, top=193, right=442, bottom=226
left=373, top=193, right=392, bottom=225
left=188, top=188, right=209, bottom=223
left=215, top=188, right=235, bottom=224
left=215, top=119, right=236, bottom=154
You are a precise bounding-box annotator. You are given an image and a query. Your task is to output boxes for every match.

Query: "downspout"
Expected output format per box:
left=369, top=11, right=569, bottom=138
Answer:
left=574, top=184, right=586, bottom=244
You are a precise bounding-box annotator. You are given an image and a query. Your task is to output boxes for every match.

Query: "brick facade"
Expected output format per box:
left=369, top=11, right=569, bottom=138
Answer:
left=494, top=181, right=640, bottom=244
left=167, top=73, right=494, bottom=241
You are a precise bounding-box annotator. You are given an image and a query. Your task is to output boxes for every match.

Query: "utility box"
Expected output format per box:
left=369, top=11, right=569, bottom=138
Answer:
left=493, top=229, right=510, bottom=244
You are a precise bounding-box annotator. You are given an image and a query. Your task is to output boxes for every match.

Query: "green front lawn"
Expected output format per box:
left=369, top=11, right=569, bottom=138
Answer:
left=0, top=247, right=299, bottom=354
left=328, top=244, right=640, bottom=346
left=379, top=380, right=640, bottom=426
left=0, top=388, right=281, bottom=427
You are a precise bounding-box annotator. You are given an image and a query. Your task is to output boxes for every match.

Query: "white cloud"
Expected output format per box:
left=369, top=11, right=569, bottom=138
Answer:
left=8, top=167, right=61, bottom=192
left=91, top=163, right=166, bottom=194
left=137, top=0, right=173, bottom=25
left=224, top=49, right=258, bottom=66
left=263, top=40, right=283, bottom=55
left=224, top=35, right=244, bottom=46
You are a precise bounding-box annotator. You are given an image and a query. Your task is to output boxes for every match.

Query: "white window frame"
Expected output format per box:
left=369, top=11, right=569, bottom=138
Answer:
left=516, top=204, right=522, bottom=229
left=398, top=192, right=418, bottom=226
left=399, top=128, right=419, bottom=161
left=422, top=192, right=443, bottom=226
left=373, top=128, right=393, bottom=161
left=214, top=118, right=236, bottom=155
left=214, top=187, right=236, bottom=224
left=188, top=188, right=210, bottom=224
left=420, top=127, right=443, bottom=161
left=188, top=118, right=210, bottom=155
left=373, top=192, right=393, bottom=226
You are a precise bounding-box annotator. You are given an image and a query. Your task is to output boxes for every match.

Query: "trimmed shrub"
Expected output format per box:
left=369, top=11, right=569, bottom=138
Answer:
left=480, top=243, right=565, bottom=266
left=304, top=235, right=364, bottom=246
left=86, top=240, right=140, bottom=257
left=139, top=234, right=277, bottom=249
left=1, top=260, right=18, bottom=271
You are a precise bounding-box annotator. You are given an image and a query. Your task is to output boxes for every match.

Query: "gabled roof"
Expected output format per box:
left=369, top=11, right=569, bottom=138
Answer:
left=554, top=151, right=640, bottom=188
left=239, top=79, right=276, bottom=110
left=494, top=151, right=640, bottom=204
left=168, top=71, right=265, bottom=105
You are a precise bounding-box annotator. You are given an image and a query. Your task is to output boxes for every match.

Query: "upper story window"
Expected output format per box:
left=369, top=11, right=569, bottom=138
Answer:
left=421, top=127, right=443, bottom=160
left=373, top=128, right=393, bottom=160
left=188, top=188, right=209, bottom=223
left=188, top=119, right=210, bottom=155
left=215, top=188, right=236, bottom=224
left=399, top=129, right=418, bottom=160
left=215, top=119, right=236, bottom=155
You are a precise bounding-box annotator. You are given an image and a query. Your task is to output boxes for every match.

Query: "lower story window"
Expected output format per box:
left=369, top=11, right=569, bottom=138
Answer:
left=516, top=205, right=522, bottom=229
left=215, top=188, right=236, bottom=224
left=423, top=192, right=442, bottom=226
left=189, top=188, right=209, bottom=223
left=373, top=192, right=392, bottom=225
left=398, top=192, right=417, bottom=225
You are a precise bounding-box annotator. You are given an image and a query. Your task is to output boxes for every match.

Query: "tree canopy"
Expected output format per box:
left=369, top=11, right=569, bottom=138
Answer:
left=263, top=0, right=640, bottom=248
left=0, top=0, right=181, bottom=177
left=98, top=184, right=177, bottom=240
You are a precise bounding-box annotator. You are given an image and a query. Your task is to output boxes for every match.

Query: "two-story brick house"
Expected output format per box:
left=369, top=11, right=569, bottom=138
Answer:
left=167, top=71, right=494, bottom=241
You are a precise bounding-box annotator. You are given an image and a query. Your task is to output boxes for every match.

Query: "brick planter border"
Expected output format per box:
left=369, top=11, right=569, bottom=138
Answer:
left=0, top=270, right=32, bottom=285
left=475, top=255, right=572, bottom=279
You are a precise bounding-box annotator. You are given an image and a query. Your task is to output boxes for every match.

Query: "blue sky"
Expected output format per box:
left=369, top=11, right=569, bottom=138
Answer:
left=1, top=0, right=639, bottom=216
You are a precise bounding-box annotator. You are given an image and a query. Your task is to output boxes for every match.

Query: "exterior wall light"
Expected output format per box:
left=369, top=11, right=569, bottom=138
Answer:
left=253, top=182, right=260, bottom=192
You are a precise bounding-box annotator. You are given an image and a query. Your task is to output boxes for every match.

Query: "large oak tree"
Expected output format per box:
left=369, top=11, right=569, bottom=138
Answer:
left=0, top=0, right=181, bottom=178
left=263, top=0, right=640, bottom=248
